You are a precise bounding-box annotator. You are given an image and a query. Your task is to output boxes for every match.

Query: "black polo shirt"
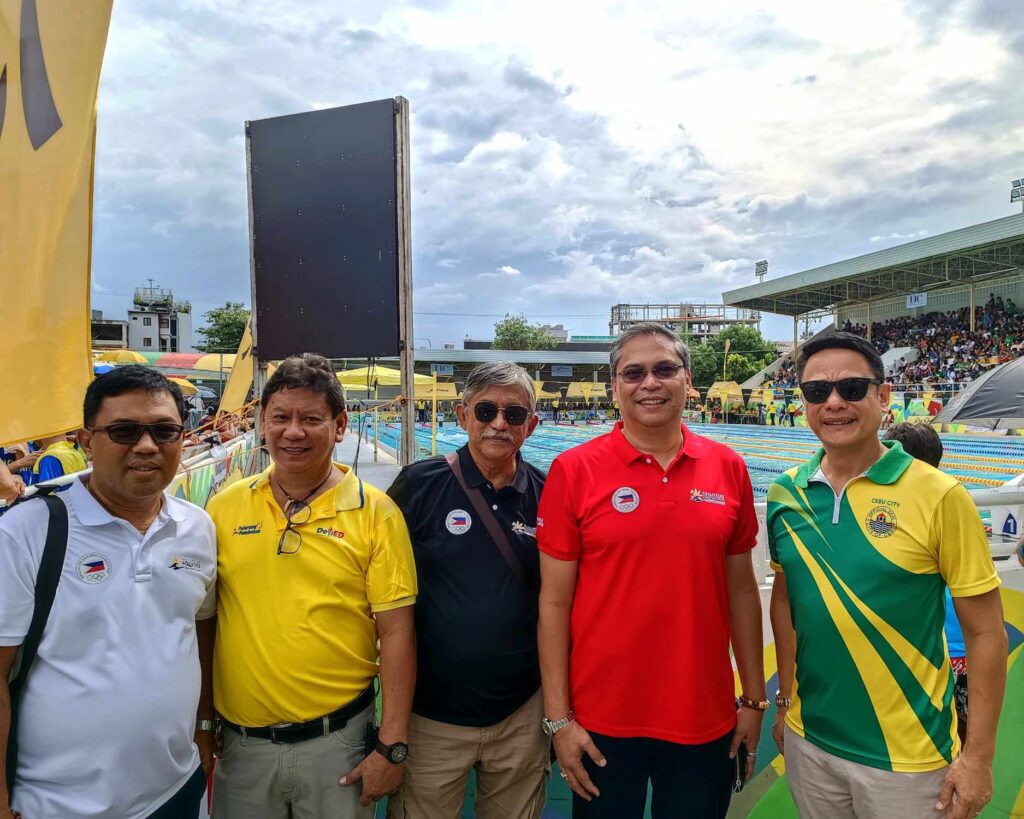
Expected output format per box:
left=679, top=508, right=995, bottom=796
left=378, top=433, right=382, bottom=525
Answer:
left=387, top=444, right=545, bottom=727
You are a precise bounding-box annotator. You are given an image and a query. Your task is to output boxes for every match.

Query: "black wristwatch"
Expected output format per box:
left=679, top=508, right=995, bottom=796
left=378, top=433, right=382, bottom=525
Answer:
left=375, top=739, right=409, bottom=764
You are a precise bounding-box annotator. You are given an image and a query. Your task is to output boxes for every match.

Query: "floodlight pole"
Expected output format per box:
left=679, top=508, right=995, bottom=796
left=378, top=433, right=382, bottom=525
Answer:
left=395, top=96, right=416, bottom=465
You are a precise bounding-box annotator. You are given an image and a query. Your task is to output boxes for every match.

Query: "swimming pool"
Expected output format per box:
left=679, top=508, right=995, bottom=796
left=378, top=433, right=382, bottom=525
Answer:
left=356, top=419, right=1024, bottom=496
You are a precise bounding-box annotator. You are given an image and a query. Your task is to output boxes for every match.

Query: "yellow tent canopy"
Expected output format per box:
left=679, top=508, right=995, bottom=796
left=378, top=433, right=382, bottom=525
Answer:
left=338, top=365, right=431, bottom=387
left=747, top=388, right=774, bottom=405
left=706, top=381, right=743, bottom=405
left=98, top=349, right=147, bottom=364
left=193, top=353, right=236, bottom=373
left=565, top=382, right=609, bottom=400
left=168, top=377, right=198, bottom=395
left=413, top=382, right=460, bottom=400
left=533, top=381, right=563, bottom=399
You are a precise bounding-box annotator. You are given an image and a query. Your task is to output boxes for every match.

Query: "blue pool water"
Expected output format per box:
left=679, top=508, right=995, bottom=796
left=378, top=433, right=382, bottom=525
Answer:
left=355, top=419, right=1024, bottom=496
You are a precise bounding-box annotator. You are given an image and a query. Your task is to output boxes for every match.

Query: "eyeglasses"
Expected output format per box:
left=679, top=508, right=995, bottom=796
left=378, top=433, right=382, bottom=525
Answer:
left=615, top=363, right=686, bottom=384
left=800, top=378, right=882, bottom=404
left=277, top=499, right=312, bottom=555
left=468, top=401, right=531, bottom=426
left=87, top=422, right=186, bottom=445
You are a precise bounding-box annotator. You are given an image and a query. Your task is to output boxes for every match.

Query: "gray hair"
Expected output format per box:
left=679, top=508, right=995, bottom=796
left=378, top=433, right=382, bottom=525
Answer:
left=610, top=322, right=690, bottom=374
left=462, top=361, right=537, bottom=412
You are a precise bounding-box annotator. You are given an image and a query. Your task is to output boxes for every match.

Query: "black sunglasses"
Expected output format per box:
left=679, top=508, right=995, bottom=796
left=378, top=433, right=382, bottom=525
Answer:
left=88, top=422, right=186, bottom=445
left=468, top=401, right=531, bottom=426
left=615, top=363, right=685, bottom=384
left=278, top=499, right=312, bottom=555
left=800, top=378, right=882, bottom=404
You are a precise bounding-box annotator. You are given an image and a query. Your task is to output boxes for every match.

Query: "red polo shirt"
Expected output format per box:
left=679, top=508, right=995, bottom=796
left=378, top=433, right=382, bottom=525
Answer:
left=537, top=422, right=757, bottom=744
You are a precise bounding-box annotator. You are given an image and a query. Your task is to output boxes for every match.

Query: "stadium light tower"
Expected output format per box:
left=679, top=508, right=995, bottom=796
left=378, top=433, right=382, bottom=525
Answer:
left=1012, top=178, right=1024, bottom=213
left=755, top=259, right=768, bottom=284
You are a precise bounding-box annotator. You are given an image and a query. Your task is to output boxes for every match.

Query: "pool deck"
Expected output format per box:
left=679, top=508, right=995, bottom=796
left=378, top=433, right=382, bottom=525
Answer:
left=335, top=429, right=401, bottom=493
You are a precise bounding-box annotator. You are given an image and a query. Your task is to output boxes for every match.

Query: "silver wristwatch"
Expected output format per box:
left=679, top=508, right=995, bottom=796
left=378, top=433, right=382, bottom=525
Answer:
left=542, top=710, right=575, bottom=736
left=195, top=719, right=216, bottom=733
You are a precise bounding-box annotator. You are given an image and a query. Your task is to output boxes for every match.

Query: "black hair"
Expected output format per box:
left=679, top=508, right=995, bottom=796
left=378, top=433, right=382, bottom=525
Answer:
left=796, top=332, right=885, bottom=383
left=261, top=353, right=345, bottom=417
left=83, top=365, right=187, bottom=427
left=883, top=422, right=943, bottom=468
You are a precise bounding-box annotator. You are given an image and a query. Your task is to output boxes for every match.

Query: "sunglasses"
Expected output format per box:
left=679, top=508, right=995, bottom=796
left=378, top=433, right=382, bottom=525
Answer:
left=278, top=499, right=312, bottom=555
left=468, top=401, right=531, bottom=426
left=799, top=378, right=882, bottom=404
left=615, top=363, right=685, bottom=384
left=88, top=422, right=186, bottom=445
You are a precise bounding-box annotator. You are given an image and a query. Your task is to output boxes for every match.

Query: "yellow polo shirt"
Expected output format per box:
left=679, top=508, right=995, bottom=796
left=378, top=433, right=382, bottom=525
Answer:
left=207, top=463, right=417, bottom=726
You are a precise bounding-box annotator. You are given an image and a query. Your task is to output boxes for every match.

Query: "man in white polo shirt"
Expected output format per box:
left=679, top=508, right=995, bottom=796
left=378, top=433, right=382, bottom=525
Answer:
left=0, top=366, right=217, bottom=819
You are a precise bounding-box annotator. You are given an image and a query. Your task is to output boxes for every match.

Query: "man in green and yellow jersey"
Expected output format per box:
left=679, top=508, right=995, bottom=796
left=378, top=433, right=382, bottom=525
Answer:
left=207, top=354, right=417, bottom=819
left=767, top=333, right=1007, bottom=819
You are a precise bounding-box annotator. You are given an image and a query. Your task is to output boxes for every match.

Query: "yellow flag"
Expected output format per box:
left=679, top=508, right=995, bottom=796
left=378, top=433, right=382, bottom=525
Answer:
left=218, top=320, right=255, bottom=415
left=0, top=0, right=114, bottom=446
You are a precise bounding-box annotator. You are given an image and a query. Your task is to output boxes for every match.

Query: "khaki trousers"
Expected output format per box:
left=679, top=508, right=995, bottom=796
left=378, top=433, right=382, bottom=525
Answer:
left=211, top=702, right=376, bottom=819
left=388, top=689, right=550, bottom=819
left=784, top=727, right=950, bottom=819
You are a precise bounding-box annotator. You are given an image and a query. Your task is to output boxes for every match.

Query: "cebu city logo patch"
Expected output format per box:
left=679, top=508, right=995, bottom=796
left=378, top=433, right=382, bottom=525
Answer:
left=446, top=509, right=472, bottom=535
left=76, top=553, right=112, bottom=584
left=866, top=506, right=897, bottom=538
left=611, top=487, right=639, bottom=513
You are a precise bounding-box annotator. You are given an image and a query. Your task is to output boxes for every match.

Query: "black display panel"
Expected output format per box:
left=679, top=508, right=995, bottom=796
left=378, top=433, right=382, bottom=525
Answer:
left=248, top=98, right=401, bottom=360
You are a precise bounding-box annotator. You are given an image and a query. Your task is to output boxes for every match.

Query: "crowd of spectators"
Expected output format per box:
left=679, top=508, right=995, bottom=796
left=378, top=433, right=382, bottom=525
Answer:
left=763, top=294, right=1023, bottom=392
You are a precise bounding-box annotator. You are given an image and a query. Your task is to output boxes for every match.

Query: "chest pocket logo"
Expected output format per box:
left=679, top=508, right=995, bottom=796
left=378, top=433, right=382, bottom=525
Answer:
left=866, top=506, right=897, bottom=538
left=76, top=553, right=112, bottom=584
left=611, top=487, right=640, bottom=513
left=446, top=509, right=472, bottom=535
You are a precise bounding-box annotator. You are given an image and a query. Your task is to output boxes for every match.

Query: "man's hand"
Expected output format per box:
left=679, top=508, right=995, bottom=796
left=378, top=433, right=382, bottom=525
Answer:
left=772, top=707, right=788, bottom=756
left=340, top=752, right=404, bottom=806
left=935, top=752, right=993, bottom=818
left=195, top=731, right=216, bottom=776
left=552, top=722, right=606, bottom=802
left=731, top=707, right=764, bottom=781
left=0, top=470, right=24, bottom=506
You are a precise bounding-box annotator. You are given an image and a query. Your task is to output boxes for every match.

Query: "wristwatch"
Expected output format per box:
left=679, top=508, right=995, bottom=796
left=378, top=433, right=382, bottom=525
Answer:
left=195, top=719, right=216, bottom=733
left=736, top=695, right=770, bottom=711
left=375, top=739, right=409, bottom=764
left=775, top=691, right=792, bottom=708
left=542, top=710, right=575, bottom=736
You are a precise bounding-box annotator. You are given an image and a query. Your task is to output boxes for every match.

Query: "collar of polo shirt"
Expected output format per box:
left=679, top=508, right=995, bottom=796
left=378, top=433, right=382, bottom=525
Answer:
left=792, top=440, right=913, bottom=489
left=458, top=446, right=531, bottom=494
left=249, top=462, right=365, bottom=515
left=75, top=479, right=186, bottom=527
left=606, top=421, right=704, bottom=466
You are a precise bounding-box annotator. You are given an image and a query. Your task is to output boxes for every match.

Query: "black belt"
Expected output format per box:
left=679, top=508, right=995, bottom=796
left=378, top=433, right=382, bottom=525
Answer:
left=221, top=684, right=375, bottom=744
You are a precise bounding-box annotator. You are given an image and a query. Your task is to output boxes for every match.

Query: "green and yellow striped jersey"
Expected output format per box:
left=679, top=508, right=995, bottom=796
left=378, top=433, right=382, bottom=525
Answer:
left=767, top=440, right=1000, bottom=772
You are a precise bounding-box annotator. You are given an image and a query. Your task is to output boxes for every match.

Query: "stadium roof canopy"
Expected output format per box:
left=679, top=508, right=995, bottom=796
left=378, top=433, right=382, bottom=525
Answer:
left=722, top=213, right=1024, bottom=317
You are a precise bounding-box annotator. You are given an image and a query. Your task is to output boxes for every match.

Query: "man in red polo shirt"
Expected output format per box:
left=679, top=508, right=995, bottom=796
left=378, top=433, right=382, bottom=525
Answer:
left=537, top=321, right=767, bottom=818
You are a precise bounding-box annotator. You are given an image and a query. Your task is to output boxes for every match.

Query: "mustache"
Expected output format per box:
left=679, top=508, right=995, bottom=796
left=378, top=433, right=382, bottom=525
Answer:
left=481, top=431, right=515, bottom=443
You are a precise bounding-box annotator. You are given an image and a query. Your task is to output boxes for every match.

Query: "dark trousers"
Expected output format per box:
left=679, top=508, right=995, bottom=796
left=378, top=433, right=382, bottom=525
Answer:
left=572, top=730, right=733, bottom=819
left=147, top=766, right=206, bottom=819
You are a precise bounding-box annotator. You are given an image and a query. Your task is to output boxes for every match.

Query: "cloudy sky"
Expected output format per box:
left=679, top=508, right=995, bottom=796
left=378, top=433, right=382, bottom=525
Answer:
left=89, top=0, right=1024, bottom=348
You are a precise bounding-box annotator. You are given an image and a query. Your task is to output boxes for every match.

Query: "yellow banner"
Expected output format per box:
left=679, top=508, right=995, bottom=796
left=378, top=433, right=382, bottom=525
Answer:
left=0, top=0, right=114, bottom=446
left=218, top=320, right=254, bottom=415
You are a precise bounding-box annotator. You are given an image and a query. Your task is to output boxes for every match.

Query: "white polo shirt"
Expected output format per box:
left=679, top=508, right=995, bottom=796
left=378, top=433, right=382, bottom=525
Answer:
left=0, top=479, right=216, bottom=819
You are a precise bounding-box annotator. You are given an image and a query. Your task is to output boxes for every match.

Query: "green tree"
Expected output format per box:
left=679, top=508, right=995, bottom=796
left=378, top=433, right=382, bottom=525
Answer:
left=492, top=314, right=557, bottom=351
left=686, top=325, right=778, bottom=389
left=195, top=302, right=250, bottom=353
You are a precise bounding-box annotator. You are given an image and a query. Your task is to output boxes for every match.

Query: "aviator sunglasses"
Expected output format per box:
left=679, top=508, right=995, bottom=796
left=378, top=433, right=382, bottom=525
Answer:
left=799, top=377, right=882, bottom=404
left=615, top=363, right=686, bottom=384
left=87, top=422, right=186, bottom=445
left=468, top=401, right=531, bottom=426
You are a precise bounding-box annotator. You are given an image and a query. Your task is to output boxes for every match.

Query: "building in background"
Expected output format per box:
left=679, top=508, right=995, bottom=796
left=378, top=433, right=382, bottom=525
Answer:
left=127, top=284, right=194, bottom=353
left=90, top=310, right=129, bottom=349
left=608, top=302, right=760, bottom=342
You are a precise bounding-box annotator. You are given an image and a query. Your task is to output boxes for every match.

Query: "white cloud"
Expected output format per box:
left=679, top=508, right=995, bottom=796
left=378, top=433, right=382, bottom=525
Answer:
left=90, top=0, right=1024, bottom=347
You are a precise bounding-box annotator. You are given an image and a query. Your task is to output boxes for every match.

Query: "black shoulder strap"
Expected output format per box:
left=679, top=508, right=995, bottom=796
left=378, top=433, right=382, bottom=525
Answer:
left=6, top=492, right=69, bottom=800
left=445, top=452, right=532, bottom=590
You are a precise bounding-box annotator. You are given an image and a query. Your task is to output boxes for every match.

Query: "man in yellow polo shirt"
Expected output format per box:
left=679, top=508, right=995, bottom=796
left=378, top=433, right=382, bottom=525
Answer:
left=207, top=353, right=417, bottom=819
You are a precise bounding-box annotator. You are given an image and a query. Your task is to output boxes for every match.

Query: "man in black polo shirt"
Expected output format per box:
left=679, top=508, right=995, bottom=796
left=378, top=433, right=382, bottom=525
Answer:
left=386, top=361, right=549, bottom=819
